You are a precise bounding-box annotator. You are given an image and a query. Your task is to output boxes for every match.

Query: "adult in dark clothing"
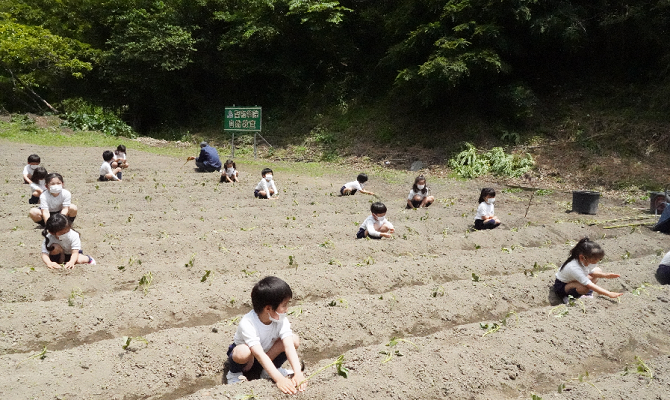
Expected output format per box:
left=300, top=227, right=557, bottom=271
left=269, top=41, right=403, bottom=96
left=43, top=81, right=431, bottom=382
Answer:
left=188, top=142, right=222, bottom=172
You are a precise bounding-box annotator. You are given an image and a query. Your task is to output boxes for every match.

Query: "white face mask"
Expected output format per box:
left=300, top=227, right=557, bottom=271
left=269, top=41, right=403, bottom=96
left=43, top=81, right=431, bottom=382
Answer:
left=265, top=175, right=273, bottom=181
left=486, top=198, right=495, bottom=205
left=29, top=164, right=39, bottom=170
left=226, top=167, right=235, bottom=173
left=417, top=184, right=425, bottom=190
left=49, top=184, right=63, bottom=194
left=268, top=311, right=286, bottom=323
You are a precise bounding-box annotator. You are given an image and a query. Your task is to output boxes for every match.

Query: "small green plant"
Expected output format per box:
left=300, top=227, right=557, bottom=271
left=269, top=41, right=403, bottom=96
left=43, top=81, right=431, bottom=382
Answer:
left=448, top=143, right=534, bottom=179
left=523, top=262, right=554, bottom=277
left=127, top=214, right=134, bottom=223
left=549, top=295, right=586, bottom=318
left=288, top=255, right=295, bottom=265
left=328, top=298, right=349, bottom=308
left=380, top=337, right=419, bottom=363
left=288, top=307, right=303, bottom=316
left=319, top=240, right=335, bottom=249
left=431, top=285, right=445, bottom=297
left=622, top=250, right=630, bottom=260
left=363, top=256, right=374, bottom=265
left=240, top=226, right=257, bottom=231
left=201, top=270, right=211, bottom=282
left=68, top=288, right=84, bottom=308
left=531, top=395, right=543, bottom=400
left=501, top=247, right=511, bottom=253
left=236, top=390, right=259, bottom=400
left=480, top=311, right=518, bottom=337
left=135, top=272, right=153, bottom=296
left=623, top=356, right=653, bottom=384
left=328, top=258, right=342, bottom=266
left=122, top=336, right=149, bottom=350
left=144, top=195, right=152, bottom=202
left=185, top=253, right=195, bottom=268
left=296, top=355, right=348, bottom=387
left=16, top=345, right=48, bottom=367
left=471, top=272, right=480, bottom=283
left=241, top=269, right=257, bottom=276
left=474, top=244, right=481, bottom=250
left=535, top=189, right=553, bottom=196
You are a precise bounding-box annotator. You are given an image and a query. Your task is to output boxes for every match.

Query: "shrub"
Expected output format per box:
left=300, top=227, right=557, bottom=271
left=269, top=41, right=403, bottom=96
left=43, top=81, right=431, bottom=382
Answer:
left=60, top=98, right=135, bottom=137
left=449, top=143, right=533, bottom=179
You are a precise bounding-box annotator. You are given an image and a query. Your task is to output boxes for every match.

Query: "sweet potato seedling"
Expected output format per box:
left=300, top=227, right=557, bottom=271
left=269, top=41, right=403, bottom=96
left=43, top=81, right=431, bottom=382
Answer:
left=122, top=336, right=148, bottom=351
left=185, top=253, right=195, bottom=268
left=431, top=285, right=445, bottom=297
left=201, top=270, right=211, bottom=282
left=297, top=355, right=348, bottom=387
left=68, top=288, right=84, bottom=308
left=135, top=272, right=153, bottom=296
left=235, top=390, right=259, bottom=400
left=531, top=395, right=543, bottom=400
left=549, top=295, right=585, bottom=318
left=16, top=345, right=48, bottom=368
left=241, top=269, right=257, bottom=276
left=380, top=337, right=419, bottom=363
left=481, top=311, right=518, bottom=337
left=328, top=298, right=349, bottom=308
left=523, top=262, right=554, bottom=277
left=623, top=356, right=654, bottom=384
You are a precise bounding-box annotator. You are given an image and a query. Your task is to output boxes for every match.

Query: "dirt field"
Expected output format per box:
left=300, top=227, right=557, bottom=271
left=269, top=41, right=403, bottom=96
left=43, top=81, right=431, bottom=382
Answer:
left=0, top=140, right=668, bottom=400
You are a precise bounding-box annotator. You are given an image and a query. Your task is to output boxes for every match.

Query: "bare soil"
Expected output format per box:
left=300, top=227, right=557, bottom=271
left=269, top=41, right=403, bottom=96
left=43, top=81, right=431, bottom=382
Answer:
left=0, top=140, right=668, bottom=400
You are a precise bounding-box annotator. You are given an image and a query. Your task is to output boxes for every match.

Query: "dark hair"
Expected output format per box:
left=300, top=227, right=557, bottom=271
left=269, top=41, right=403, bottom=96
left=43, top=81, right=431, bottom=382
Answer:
left=28, top=154, right=40, bottom=164
left=117, top=144, right=126, bottom=153
left=42, top=213, right=69, bottom=252
left=45, top=173, right=64, bottom=186
left=412, top=175, right=427, bottom=194
left=261, top=167, right=273, bottom=177
left=370, top=202, right=387, bottom=214
left=225, top=159, right=236, bottom=169
left=32, top=167, right=48, bottom=182
left=103, top=150, right=114, bottom=161
left=478, top=188, right=496, bottom=204
left=560, top=237, right=605, bottom=270
left=251, top=276, right=293, bottom=314
left=357, top=173, right=368, bottom=183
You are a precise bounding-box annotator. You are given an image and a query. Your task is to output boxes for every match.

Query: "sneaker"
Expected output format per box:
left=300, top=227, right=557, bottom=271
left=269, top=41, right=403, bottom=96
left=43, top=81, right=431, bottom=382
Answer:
left=582, top=291, right=594, bottom=299
left=88, top=256, right=96, bottom=266
left=562, top=296, right=570, bottom=305
left=260, top=367, right=294, bottom=380
left=226, top=370, right=247, bottom=384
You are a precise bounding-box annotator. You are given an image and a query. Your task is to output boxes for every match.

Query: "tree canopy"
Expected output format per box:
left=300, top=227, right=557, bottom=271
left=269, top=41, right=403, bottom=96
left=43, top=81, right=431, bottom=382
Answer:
left=1, top=0, right=668, bottom=129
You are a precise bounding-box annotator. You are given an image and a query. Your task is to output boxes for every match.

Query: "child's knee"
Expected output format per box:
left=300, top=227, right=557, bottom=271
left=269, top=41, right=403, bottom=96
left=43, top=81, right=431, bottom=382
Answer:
left=412, top=195, right=422, bottom=202
left=69, top=204, right=78, bottom=213
left=231, top=344, right=252, bottom=363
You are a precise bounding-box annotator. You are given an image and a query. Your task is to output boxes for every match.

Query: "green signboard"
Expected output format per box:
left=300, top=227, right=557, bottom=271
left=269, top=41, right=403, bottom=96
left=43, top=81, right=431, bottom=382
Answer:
left=224, top=106, right=262, bottom=131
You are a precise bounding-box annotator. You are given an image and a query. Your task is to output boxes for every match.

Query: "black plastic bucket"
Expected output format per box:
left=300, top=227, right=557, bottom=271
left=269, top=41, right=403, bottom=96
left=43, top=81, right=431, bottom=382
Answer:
left=572, top=191, right=600, bottom=214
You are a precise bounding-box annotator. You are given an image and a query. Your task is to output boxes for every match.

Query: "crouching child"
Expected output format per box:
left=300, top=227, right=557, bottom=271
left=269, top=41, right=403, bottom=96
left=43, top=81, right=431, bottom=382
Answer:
left=225, top=276, right=306, bottom=395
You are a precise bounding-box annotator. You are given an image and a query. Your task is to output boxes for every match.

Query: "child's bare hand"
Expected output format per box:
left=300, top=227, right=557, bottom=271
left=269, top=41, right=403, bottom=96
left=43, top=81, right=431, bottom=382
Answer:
left=276, top=376, right=297, bottom=394
left=606, top=273, right=620, bottom=279
left=389, top=228, right=395, bottom=233
left=381, top=232, right=392, bottom=238
left=47, top=262, right=61, bottom=269
left=186, top=156, right=195, bottom=161
left=608, top=292, right=623, bottom=299
left=292, top=371, right=307, bottom=391
left=64, top=261, right=76, bottom=269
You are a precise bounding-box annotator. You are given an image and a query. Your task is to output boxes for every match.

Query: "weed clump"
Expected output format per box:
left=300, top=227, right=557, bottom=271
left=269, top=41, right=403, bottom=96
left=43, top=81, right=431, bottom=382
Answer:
left=448, top=143, right=533, bottom=179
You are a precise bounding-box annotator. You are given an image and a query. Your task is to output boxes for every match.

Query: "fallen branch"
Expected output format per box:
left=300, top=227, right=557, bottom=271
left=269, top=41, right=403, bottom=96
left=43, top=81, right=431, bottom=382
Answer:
left=603, top=222, right=655, bottom=229
left=524, top=193, right=534, bottom=218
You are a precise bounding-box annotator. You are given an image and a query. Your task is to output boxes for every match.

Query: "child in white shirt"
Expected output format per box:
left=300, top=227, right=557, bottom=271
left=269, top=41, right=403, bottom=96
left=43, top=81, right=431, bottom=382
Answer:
left=41, top=213, right=96, bottom=269
left=474, top=187, right=501, bottom=230
left=553, top=237, right=622, bottom=303
left=356, top=202, right=395, bottom=239
left=225, top=276, right=306, bottom=395
left=28, top=167, right=48, bottom=205
left=406, top=175, right=434, bottom=209
left=220, top=159, right=240, bottom=183
left=254, top=168, right=277, bottom=199
left=340, top=173, right=374, bottom=196
left=22, top=154, right=41, bottom=184
left=29, top=173, right=78, bottom=226
left=99, top=150, right=122, bottom=181
left=112, top=144, right=129, bottom=169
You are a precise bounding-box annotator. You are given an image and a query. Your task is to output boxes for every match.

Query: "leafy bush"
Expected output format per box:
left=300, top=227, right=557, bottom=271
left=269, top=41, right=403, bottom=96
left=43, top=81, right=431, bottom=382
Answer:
left=449, top=143, right=533, bottom=178
left=60, top=99, right=135, bottom=137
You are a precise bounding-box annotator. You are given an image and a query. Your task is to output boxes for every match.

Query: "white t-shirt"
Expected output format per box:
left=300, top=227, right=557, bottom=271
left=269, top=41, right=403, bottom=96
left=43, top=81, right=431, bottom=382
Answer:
left=344, top=180, right=363, bottom=191
left=41, top=230, right=81, bottom=254
left=255, top=178, right=277, bottom=198
left=660, top=251, right=670, bottom=266
left=225, top=167, right=237, bottom=177
left=114, top=151, right=126, bottom=161
left=100, top=161, right=113, bottom=176
left=39, top=189, right=72, bottom=212
left=555, top=259, right=596, bottom=286
left=233, top=310, right=293, bottom=352
left=30, top=180, right=46, bottom=194
left=408, top=189, right=427, bottom=200
left=474, top=202, right=494, bottom=221
left=360, top=214, right=394, bottom=238
left=23, top=164, right=38, bottom=177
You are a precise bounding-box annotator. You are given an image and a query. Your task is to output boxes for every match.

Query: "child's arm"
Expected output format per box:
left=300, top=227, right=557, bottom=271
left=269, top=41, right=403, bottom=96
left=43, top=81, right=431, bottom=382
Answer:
left=359, top=189, right=374, bottom=195
left=23, top=173, right=33, bottom=184
left=590, top=271, right=620, bottom=279
left=283, top=336, right=306, bottom=391
left=586, top=282, right=623, bottom=298
left=270, top=181, right=278, bottom=198
left=41, top=253, right=61, bottom=269
left=249, top=345, right=297, bottom=394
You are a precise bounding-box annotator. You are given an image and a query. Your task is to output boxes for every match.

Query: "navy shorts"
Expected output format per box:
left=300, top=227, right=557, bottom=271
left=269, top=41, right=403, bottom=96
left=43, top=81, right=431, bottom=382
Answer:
left=340, top=186, right=357, bottom=195
left=356, top=227, right=381, bottom=239
left=254, top=189, right=264, bottom=198
left=553, top=279, right=581, bottom=298
left=226, top=343, right=287, bottom=381
left=657, top=264, right=670, bottom=285
left=29, top=195, right=40, bottom=205
left=48, top=249, right=83, bottom=263
left=474, top=219, right=500, bottom=230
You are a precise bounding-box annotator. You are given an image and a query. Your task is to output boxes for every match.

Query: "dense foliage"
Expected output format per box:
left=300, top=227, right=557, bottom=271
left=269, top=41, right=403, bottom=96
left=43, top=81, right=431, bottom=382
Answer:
left=1, top=0, right=669, bottom=131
